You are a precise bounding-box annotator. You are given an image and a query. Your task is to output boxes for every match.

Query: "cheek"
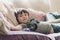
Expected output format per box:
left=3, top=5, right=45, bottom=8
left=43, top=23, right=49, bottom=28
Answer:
left=26, top=16, right=29, bottom=20
left=18, top=17, right=23, bottom=22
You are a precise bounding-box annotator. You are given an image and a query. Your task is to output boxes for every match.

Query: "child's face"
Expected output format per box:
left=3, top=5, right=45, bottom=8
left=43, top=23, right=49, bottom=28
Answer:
left=17, top=12, right=29, bottom=23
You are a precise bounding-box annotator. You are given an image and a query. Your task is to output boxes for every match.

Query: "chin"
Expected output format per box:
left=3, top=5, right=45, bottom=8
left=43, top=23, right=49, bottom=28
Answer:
left=23, top=21, right=27, bottom=23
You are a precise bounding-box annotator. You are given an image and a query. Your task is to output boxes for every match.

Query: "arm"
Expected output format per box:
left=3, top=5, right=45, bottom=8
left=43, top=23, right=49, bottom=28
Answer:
left=10, top=25, right=23, bottom=31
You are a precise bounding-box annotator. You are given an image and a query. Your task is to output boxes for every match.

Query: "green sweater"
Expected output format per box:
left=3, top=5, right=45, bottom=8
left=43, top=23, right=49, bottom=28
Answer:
left=20, top=19, right=52, bottom=34
left=35, top=22, right=52, bottom=34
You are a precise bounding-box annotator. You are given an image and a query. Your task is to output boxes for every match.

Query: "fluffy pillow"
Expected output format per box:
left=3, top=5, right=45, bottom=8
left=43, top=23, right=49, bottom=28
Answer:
left=27, top=8, right=46, bottom=21
left=6, top=8, right=46, bottom=26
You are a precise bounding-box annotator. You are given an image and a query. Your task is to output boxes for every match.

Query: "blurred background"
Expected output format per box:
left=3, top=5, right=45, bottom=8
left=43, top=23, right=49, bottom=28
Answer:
left=0, top=0, right=60, bottom=13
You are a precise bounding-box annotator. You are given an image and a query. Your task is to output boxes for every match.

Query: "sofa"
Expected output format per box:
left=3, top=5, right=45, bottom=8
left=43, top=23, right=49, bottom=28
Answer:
left=0, top=1, right=60, bottom=40
left=0, top=34, right=51, bottom=40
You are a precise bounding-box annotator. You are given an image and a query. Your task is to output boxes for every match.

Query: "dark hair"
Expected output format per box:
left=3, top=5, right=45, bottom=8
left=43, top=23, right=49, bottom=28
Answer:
left=14, top=9, right=29, bottom=24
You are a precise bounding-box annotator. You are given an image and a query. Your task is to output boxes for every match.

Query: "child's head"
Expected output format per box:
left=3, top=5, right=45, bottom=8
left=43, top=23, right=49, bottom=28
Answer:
left=14, top=9, right=29, bottom=24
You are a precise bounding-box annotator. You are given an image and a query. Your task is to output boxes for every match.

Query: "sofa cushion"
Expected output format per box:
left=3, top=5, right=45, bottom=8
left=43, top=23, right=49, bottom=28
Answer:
left=6, top=8, right=46, bottom=26
left=0, top=34, right=51, bottom=40
left=27, top=8, right=46, bottom=21
left=0, top=19, right=7, bottom=35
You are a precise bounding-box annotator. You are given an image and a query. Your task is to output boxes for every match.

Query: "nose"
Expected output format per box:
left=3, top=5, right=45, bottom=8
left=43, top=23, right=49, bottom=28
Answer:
left=23, top=16, right=26, bottom=18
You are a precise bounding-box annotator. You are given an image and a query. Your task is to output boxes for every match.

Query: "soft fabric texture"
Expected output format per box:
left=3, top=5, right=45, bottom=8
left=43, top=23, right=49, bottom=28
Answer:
left=20, top=18, right=52, bottom=34
left=27, top=8, right=46, bottom=21
left=35, top=22, right=52, bottom=34
left=0, top=18, right=7, bottom=35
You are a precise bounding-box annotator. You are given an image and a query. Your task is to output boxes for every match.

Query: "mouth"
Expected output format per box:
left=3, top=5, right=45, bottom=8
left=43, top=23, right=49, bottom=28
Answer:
left=23, top=19, right=26, bottom=21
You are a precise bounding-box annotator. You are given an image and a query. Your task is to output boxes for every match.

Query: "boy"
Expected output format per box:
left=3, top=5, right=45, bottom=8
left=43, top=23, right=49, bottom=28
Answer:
left=14, top=9, right=54, bottom=34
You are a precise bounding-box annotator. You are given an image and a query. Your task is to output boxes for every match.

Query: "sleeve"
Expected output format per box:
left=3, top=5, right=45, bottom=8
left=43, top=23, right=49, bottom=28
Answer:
left=19, top=24, right=31, bottom=31
left=20, top=23, right=27, bottom=29
left=35, top=22, right=52, bottom=34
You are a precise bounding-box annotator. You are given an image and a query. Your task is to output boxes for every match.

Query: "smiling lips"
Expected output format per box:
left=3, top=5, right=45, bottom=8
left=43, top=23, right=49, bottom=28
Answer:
left=23, top=18, right=27, bottom=21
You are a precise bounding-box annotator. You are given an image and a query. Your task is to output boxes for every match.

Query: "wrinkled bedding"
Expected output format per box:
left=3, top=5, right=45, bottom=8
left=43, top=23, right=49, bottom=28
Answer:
left=0, top=31, right=54, bottom=40
left=0, top=34, right=51, bottom=40
left=55, top=36, right=60, bottom=40
left=47, top=32, right=60, bottom=40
